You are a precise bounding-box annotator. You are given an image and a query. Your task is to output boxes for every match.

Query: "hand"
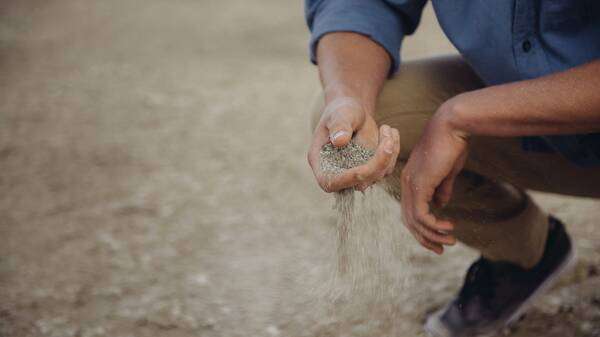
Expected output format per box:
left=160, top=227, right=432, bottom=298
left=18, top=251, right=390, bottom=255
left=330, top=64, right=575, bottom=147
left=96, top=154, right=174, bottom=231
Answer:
left=308, top=97, right=400, bottom=192
left=400, top=103, right=468, bottom=254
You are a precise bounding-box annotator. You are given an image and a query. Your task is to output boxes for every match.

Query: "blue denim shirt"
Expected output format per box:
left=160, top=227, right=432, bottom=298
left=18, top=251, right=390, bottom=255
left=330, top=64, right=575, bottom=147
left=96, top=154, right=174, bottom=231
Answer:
left=305, top=0, right=600, bottom=166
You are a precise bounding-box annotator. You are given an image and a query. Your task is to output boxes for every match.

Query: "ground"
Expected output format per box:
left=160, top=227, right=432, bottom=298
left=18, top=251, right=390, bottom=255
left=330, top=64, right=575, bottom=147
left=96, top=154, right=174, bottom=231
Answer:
left=1, top=1, right=600, bottom=336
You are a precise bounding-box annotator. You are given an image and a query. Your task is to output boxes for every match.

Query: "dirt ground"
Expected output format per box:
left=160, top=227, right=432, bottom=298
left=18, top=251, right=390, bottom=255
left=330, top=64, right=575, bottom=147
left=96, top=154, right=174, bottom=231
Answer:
left=1, top=1, right=600, bottom=336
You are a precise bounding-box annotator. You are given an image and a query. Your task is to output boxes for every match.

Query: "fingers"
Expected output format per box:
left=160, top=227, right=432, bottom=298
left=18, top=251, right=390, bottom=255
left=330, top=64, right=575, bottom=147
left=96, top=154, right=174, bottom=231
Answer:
left=434, top=150, right=467, bottom=208
left=354, top=125, right=398, bottom=187
left=307, top=124, right=334, bottom=192
left=434, top=175, right=455, bottom=208
left=412, top=193, right=454, bottom=232
left=385, top=128, right=400, bottom=175
left=401, top=201, right=444, bottom=255
left=414, top=219, right=456, bottom=246
left=400, top=169, right=456, bottom=254
left=318, top=164, right=368, bottom=192
left=416, top=231, right=445, bottom=255
left=353, top=126, right=396, bottom=191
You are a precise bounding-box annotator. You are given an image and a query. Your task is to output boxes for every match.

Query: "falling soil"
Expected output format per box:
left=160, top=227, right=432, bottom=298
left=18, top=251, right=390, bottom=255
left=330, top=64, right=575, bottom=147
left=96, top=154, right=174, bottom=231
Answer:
left=320, top=141, right=374, bottom=277
left=319, top=140, right=413, bottom=304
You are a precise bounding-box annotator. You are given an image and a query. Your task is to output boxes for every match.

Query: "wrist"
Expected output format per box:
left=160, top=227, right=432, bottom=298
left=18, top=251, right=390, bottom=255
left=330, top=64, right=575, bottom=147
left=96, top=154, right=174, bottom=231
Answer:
left=433, top=95, right=471, bottom=140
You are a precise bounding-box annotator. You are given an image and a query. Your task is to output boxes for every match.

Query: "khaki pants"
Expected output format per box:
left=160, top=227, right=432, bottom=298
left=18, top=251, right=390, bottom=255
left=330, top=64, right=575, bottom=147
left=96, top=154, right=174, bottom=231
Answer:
left=311, top=55, right=600, bottom=268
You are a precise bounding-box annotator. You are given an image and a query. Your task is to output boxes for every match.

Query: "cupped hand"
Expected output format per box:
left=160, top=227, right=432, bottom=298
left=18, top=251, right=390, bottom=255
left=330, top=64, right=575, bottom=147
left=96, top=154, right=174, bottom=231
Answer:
left=400, top=108, right=468, bottom=254
left=308, top=97, right=400, bottom=192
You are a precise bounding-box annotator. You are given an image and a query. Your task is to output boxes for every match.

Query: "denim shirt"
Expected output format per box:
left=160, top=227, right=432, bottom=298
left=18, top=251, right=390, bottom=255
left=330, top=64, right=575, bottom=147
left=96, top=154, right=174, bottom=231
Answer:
left=305, top=0, right=600, bottom=166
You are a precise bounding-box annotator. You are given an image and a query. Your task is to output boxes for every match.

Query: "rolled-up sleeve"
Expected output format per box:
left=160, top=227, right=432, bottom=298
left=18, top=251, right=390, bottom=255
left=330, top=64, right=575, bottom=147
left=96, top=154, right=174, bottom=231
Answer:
left=305, top=0, right=427, bottom=74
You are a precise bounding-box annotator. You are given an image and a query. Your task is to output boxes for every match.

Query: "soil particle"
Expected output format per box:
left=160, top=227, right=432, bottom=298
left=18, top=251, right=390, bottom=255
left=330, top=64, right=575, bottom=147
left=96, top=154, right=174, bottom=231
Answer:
left=319, top=140, right=375, bottom=175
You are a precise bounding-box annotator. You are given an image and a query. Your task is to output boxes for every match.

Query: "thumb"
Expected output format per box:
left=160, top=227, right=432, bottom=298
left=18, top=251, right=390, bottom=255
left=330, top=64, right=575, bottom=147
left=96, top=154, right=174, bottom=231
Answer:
left=434, top=151, right=467, bottom=208
left=324, top=97, right=362, bottom=147
left=434, top=174, right=456, bottom=208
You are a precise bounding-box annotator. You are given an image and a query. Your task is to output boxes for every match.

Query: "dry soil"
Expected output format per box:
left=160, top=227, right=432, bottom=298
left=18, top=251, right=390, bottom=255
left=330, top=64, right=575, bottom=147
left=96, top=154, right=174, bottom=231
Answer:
left=1, top=1, right=600, bottom=337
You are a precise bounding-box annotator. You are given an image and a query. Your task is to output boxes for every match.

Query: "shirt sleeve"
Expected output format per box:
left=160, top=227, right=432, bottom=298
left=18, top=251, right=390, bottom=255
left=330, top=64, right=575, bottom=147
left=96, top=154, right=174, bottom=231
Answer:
left=305, top=0, right=427, bottom=74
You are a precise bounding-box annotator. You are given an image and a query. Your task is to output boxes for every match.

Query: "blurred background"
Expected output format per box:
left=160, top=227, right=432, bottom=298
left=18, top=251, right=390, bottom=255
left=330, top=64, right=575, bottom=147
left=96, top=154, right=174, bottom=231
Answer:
left=1, top=1, right=600, bottom=336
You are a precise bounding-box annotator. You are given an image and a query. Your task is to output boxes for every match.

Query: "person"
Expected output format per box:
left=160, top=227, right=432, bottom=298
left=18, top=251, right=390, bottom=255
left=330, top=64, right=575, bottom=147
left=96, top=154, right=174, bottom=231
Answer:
left=304, top=1, right=600, bottom=336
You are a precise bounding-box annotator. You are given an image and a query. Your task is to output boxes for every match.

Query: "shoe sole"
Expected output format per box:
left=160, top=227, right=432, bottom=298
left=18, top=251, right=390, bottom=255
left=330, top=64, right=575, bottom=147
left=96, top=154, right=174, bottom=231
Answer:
left=424, top=248, right=577, bottom=337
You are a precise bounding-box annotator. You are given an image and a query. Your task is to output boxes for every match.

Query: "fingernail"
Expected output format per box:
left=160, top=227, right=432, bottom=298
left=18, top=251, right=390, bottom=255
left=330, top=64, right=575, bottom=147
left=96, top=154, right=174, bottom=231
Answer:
left=330, top=131, right=348, bottom=142
left=384, top=139, right=394, bottom=154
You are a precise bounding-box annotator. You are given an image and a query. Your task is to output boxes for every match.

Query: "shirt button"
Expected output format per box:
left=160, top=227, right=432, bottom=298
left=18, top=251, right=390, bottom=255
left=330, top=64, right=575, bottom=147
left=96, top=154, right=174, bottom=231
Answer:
left=522, top=40, right=532, bottom=52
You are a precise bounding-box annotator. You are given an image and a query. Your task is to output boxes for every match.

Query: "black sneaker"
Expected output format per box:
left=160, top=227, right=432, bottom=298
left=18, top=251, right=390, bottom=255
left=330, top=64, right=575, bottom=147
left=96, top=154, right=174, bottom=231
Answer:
left=424, top=216, right=575, bottom=337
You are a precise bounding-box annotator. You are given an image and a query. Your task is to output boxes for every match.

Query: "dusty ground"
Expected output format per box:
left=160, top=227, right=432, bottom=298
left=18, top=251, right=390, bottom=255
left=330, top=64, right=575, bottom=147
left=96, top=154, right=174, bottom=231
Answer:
left=1, top=1, right=600, bottom=336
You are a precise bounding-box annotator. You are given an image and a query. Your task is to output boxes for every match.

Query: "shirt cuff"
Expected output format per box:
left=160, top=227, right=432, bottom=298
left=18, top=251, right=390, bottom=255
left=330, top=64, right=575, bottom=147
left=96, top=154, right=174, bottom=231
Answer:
left=308, top=0, right=405, bottom=75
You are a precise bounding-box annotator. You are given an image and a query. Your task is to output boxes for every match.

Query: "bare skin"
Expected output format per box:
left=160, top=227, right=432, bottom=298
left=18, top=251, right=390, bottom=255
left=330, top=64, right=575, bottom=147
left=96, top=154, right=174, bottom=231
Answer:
left=404, top=60, right=600, bottom=253
left=309, top=32, right=600, bottom=255
left=307, top=33, right=400, bottom=193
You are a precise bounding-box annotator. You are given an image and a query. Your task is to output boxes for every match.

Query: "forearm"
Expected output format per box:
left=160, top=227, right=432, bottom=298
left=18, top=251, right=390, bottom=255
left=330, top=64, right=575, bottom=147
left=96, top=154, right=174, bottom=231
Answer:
left=445, top=60, right=600, bottom=137
left=316, top=32, right=391, bottom=115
